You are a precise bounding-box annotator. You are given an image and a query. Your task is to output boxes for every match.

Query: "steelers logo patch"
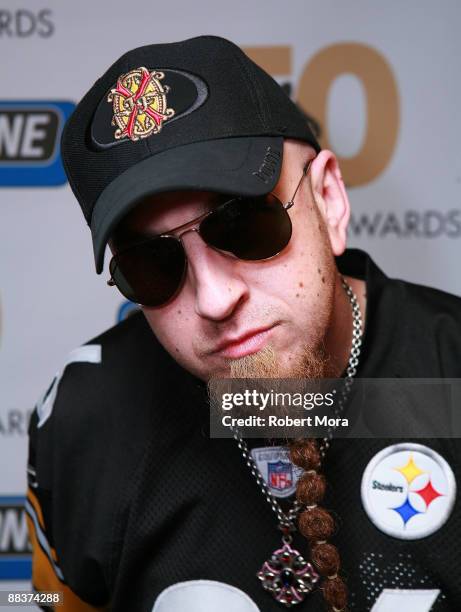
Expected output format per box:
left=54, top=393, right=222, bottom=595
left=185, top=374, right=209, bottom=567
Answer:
left=361, top=443, right=456, bottom=539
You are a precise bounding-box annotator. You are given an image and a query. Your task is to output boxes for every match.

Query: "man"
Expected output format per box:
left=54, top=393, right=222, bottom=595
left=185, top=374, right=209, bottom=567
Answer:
left=26, top=36, right=461, bottom=611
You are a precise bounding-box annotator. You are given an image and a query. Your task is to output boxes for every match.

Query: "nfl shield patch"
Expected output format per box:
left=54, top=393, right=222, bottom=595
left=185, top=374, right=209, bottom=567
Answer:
left=268, top=460, right=293, bottom=492
left=251, top=446, right=302, bottom=498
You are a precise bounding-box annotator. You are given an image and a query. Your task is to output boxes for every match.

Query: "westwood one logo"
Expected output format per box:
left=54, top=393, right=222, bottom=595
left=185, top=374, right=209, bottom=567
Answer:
left=0, top=101, right=75, bottom=186
left=0, top=497, right=31, bottom=579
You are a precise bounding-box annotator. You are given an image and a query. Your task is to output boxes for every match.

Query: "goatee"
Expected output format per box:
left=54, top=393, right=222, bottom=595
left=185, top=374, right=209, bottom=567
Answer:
left=228, top=343, right=333, bottom=379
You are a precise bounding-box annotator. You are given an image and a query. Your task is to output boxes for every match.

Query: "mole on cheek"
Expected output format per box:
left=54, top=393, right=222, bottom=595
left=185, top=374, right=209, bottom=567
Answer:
left=298, top=282, right=304, bottom=288
left=296, top=293, right=300, bottom=298
left=177, top=310, right=182, bottom=315
left=321, top=276, right=325, bottom=284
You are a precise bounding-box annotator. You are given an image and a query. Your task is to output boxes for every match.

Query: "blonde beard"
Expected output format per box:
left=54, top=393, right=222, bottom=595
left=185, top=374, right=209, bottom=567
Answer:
left=207, top=344, right=333, bottom=423
left=227, top=343, right=332, bottom=379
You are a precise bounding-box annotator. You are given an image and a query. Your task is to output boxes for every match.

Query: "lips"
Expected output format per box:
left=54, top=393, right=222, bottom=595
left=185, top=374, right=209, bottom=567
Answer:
left=212, top=325, right=276, bottom=359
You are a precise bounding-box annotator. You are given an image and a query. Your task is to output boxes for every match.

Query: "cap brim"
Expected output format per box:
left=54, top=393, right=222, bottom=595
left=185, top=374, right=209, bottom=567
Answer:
left=91, top=136, right=283, bottom=273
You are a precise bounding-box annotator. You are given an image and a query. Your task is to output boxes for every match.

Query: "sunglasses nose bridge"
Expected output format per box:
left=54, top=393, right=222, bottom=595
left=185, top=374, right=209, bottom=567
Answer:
left=176, top=226, right=200, bottom=240
left=176, top=226, right=213, bottom=253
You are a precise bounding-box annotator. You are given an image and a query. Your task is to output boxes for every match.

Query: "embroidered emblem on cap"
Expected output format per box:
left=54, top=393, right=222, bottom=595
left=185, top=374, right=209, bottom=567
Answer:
left=108, top=66, right=175, bottom=142
left=251, top=446, right=303, bottom=499
left=361, top=443, right=456, bottom=540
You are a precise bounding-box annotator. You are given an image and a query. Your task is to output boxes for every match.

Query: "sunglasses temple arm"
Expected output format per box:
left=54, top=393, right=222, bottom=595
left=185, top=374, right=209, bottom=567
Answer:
left=284, top=159, right=312, bottom=210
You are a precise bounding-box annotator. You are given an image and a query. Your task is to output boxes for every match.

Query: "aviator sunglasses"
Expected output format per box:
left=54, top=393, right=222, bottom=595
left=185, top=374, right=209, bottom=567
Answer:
left=107, top=158, right=313, bottom=307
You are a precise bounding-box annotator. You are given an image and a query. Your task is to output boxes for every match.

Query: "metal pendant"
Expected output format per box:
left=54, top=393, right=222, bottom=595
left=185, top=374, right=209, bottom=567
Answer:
left=257, top=539, right=319, bottom=607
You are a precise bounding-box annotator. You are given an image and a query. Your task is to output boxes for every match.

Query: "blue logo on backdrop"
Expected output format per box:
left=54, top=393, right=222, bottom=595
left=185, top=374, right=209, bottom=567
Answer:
left=0, top=497, right=31, bottom=580
left=116, top=301, right=140, bottom=323
left=0, top=101, right=75, bottom=186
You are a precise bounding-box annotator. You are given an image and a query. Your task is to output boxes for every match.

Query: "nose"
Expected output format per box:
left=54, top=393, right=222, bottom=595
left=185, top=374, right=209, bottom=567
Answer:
left=181, top=231, right=249, bottom=321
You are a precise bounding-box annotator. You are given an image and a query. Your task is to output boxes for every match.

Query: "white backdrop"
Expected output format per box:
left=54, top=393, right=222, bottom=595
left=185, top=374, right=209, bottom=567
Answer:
left=0, top=0, right=460, bottom=591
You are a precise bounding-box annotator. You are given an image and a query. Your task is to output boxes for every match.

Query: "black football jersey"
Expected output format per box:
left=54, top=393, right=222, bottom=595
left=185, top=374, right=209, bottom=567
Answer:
left=26, top=250, right=461, bottom=611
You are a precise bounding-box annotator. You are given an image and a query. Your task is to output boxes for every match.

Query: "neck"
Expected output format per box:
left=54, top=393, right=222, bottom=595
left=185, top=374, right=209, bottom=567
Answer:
left=324, top=271, right=366, bottom=377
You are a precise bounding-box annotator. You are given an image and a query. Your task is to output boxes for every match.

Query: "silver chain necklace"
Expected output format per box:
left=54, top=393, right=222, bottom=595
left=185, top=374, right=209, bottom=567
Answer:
left=231, top=277, right=363, bottom=608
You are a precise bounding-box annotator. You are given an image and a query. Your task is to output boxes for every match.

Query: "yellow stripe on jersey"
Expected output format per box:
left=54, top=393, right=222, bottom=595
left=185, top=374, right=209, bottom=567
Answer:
left=26, top=488, right=108, bottom=612
left=27, top=488, right=59, bottom=564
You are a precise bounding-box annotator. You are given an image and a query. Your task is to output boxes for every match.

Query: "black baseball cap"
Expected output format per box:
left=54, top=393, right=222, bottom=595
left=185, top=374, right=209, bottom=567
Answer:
left=61, top=35, right=320, bottom=273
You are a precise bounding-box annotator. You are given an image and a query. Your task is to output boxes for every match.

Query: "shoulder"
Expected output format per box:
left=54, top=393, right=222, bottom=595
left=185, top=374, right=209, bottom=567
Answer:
left=30, top=310, right=206, bottom=481
left=340, top=250, right=461, bottom=376
left=392, top=277, right=461, bottom=337
left=37, top=311, right=183, bottom=434
left=377, top=276, right=461, bottom=376
left=341, top=248, right=461, bottom=321
left=401, top=280, right=461, bottom=373
left=29, top=311, right=194, bottom=497
left=27, top=312, right=200, bottom=600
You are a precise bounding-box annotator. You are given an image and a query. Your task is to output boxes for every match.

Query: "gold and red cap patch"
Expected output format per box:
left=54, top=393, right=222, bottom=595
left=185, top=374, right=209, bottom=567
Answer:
left=108, top=67, right=175, bottom=142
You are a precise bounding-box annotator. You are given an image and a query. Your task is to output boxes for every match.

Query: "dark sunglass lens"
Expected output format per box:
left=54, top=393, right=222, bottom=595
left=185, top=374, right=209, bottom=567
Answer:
left=110, top=237, right=186, bottom=307
left=200, top=194, right=292, bottom=260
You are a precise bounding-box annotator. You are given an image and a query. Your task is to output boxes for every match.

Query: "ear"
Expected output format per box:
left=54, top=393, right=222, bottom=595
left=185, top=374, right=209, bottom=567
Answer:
left=309, top=150, right=350, bottom=256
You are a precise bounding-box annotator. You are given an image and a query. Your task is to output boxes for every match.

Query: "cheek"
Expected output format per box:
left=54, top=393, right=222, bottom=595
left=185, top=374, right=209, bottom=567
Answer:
left=292, top=206, right=333, bottom=270
left=142, top=304, right=195, bottom=360
left=261, top=214, right=332, bottom=302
